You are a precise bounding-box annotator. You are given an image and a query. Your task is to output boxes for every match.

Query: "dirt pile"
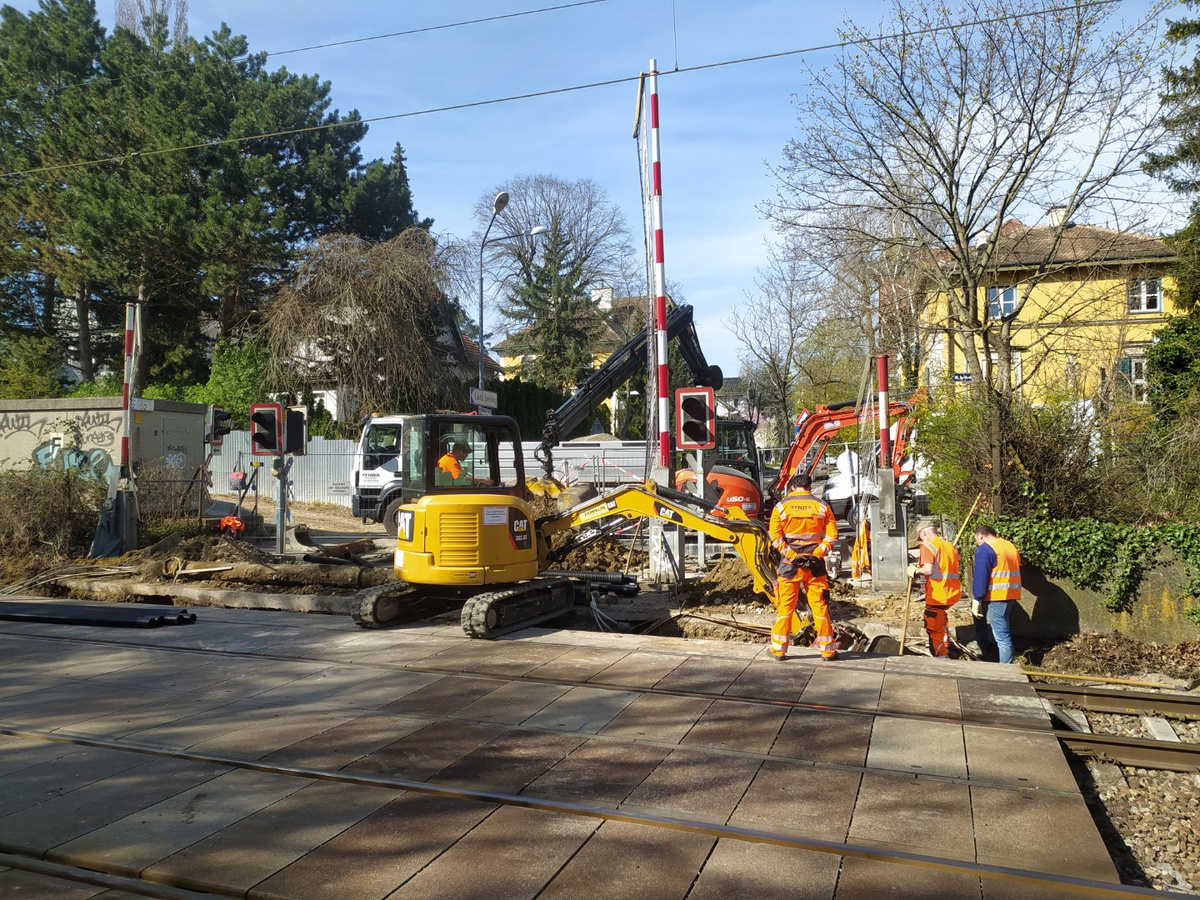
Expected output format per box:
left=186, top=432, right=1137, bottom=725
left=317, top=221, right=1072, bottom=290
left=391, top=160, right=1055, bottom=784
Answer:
left=1036, top=632, right=1200, bottom=682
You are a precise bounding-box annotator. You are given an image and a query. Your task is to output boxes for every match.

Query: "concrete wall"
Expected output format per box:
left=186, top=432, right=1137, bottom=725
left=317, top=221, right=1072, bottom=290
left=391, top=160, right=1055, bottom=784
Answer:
left=1015, top=555, right=1200, bottom=644
left=0, top=397, right=206, bottom=479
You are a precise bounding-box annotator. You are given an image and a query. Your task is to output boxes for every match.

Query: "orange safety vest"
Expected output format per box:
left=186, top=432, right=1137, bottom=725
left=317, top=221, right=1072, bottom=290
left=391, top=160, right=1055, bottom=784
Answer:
left=437, top=451, right=463, bottom=480
left=985, top=536, right=1022, bottom=601
left=919, top=534, right=961, bottom=606
left=770, top=489, right=837, bottom=561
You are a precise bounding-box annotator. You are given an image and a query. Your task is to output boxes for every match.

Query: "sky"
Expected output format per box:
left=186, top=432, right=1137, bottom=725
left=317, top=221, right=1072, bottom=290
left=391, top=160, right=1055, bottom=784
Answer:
left=6, top=0, right=1180, bottom=379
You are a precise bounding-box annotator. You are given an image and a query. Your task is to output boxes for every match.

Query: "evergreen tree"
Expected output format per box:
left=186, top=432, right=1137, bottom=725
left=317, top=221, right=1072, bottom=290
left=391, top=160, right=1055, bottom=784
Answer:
left=500, top=229, right=603, bottom=393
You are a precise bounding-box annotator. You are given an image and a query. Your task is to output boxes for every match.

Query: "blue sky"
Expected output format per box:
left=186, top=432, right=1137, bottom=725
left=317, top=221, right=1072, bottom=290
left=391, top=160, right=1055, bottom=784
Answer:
left=17, top=0, right=901, bottom=376
left=9, top=0, right=1179, bottom=378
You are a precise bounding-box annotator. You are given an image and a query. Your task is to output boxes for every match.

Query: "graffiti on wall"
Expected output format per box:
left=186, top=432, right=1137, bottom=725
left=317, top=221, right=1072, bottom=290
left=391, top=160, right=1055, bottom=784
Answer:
left=0, top=410, right=120, bottom=479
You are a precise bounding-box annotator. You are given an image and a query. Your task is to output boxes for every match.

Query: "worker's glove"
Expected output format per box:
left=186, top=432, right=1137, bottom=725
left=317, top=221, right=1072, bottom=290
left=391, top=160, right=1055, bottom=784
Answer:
left=906, top=563, right=918, bottom=579
left=971, top=599, right=983, bottom=618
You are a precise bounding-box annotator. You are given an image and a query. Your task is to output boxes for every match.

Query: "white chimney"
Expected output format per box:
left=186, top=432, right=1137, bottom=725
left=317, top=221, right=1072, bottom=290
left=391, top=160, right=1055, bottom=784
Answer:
left=1047, top=207, right=1068, bottom=228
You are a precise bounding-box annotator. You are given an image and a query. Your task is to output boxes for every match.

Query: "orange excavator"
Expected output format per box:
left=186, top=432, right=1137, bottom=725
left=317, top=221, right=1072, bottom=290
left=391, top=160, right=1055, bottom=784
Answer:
left=770, top=395, right=921, bottom=501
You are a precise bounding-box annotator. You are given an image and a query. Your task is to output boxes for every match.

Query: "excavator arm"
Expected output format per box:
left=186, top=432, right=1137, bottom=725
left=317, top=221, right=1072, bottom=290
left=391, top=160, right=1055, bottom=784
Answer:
left=537, top=480, right=777, bottom=601
left=534, top=304, right=722, bottom=483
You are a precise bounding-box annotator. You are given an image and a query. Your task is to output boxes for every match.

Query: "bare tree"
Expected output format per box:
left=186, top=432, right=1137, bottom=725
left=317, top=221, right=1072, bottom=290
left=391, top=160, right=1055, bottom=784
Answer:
left=768, top=0, right=1168, bottom=399
left=260, top=230, right=464, bottom=420
left=115, top=0, right=188, bottom=48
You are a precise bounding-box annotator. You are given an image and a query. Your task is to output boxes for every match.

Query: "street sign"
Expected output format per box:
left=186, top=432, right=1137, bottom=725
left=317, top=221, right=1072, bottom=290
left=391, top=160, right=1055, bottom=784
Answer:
left=470, top=387, right=498, bottom=410
left=952, top=372, right=972, bottom=383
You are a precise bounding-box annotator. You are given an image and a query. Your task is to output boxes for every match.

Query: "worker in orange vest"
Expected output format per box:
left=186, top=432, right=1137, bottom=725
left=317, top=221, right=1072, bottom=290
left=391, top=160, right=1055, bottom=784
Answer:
left=972, top=524, right=1022, bottom=664
left=909, top=519, right=961, bottom=657
left=768, top=471, right=839, bottom=661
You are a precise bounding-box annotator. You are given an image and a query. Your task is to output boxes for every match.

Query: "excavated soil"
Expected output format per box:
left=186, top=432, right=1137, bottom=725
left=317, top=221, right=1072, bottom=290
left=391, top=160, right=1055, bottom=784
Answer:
left=1034, top=632, right=1200, bottom=683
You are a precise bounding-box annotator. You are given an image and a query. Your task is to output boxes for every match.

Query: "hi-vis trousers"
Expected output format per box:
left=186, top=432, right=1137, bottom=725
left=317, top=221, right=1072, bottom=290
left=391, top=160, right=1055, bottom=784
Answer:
left=771, top=568, right=836, bottom=659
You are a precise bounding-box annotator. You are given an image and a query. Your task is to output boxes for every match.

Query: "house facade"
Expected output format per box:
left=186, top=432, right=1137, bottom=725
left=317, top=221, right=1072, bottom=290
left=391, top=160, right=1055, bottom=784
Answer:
left=924, top=216, right=1178, bottom=404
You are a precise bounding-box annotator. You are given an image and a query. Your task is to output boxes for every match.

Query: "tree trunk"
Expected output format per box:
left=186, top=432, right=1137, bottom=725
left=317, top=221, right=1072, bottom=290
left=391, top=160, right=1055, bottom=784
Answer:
left=75, top=283, right=94, bottom=382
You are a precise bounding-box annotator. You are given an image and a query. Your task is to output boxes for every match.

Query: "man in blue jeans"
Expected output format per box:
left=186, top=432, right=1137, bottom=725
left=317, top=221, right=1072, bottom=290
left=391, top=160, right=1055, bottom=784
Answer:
left=971, top=525, right=1022, bottom=664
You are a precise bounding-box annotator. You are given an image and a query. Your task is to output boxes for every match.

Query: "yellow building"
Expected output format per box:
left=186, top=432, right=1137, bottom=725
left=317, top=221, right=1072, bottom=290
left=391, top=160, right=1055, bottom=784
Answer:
left=925, top=216, right=1177, bottom=403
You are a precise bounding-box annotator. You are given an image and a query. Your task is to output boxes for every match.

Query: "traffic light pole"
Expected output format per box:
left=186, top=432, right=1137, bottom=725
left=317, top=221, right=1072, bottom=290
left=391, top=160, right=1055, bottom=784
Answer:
left=275, top=455, right=291, bottom=555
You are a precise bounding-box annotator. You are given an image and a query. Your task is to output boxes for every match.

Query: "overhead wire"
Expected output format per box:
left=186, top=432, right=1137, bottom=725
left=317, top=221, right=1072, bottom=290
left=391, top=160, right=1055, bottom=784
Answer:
left=0, top=0, right=1130, bottom=182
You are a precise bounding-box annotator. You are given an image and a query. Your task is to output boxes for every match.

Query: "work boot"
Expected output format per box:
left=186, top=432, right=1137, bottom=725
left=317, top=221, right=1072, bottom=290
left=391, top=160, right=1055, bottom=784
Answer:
left=771, top=653, right=787, bottom=662
left=821, top=651, right=838, bottom=662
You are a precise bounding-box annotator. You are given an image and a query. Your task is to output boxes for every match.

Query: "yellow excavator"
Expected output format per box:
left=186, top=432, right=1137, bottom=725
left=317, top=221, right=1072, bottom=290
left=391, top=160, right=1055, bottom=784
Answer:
left=350, top=412, right=818, bottom=640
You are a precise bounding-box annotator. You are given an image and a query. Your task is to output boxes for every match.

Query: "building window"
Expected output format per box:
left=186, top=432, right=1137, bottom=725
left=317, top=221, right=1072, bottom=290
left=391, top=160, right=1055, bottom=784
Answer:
left=987, top=286, right=1018, bottom=319
left=1127, top=278, right=1161, bottom=314
left=1118, top=352, right=1148, bottom=403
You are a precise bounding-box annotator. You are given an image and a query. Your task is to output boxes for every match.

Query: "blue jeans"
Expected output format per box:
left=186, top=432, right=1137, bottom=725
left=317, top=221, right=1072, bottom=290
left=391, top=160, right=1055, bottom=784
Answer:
left=975, top=600, right=1014, bottom=664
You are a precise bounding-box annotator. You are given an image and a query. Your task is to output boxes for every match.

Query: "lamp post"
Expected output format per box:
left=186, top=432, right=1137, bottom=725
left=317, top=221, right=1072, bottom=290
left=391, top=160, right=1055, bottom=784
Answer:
left=477, top=192, right=548, bottom=393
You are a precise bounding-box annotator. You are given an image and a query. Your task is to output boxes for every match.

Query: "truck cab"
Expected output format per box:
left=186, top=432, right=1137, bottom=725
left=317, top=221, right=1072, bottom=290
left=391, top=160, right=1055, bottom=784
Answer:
left=352, top=413, right=525, bottom=536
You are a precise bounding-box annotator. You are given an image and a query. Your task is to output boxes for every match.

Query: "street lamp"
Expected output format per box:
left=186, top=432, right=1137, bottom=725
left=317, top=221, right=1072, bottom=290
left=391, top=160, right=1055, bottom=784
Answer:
left=477, top=191, right=547, bottom=392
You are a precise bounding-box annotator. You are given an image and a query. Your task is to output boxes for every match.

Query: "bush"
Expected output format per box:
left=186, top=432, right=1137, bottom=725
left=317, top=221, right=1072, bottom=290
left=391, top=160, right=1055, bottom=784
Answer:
left=0, top=469, right=108, bottom=563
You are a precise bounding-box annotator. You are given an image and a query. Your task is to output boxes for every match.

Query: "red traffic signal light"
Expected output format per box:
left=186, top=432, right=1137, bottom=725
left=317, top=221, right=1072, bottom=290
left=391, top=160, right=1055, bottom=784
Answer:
left=676, top=387, right=716, bottom=450
left=250, top=403, right=283, bottom=456
left=208, top=405, right=233, bottom=447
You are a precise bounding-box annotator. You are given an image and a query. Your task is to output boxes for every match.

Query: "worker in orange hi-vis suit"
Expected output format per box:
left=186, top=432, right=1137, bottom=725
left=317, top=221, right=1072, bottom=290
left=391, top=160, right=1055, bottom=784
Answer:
left=911, top=519, right=961, bottom=657
left=768, top=471, right=839, bottom=661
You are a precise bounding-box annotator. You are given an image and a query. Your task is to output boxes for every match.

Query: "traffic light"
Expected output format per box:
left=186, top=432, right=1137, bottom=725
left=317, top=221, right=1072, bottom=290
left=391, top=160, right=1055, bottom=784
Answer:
left=207, top=405, right=233, bottom=448
left=676, top=386, right=716, bottom=450
left=284, top=406, right=308, bottom=456
left=250, top=403, right=283, bottom=456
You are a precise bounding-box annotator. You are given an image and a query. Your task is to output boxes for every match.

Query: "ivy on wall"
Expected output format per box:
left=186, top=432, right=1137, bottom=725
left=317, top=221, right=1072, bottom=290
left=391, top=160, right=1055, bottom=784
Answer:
left=966, top=514, right=1200, bottom=625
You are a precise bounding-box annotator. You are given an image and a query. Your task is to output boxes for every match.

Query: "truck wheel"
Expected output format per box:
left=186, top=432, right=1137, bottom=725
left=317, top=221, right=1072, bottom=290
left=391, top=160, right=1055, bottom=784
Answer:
left=382, top=498, right=403, bottom=537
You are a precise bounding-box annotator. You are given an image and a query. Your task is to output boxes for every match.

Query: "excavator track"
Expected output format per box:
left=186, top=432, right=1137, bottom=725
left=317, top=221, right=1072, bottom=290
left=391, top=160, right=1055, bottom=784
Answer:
left=461, top=578, right=576, bottom=639
left=351, top=582, right=459, bottom=630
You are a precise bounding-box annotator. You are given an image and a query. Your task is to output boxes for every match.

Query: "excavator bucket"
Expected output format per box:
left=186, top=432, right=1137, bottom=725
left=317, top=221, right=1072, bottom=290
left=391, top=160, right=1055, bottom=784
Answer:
left=526, top=476, right=564, bottom=499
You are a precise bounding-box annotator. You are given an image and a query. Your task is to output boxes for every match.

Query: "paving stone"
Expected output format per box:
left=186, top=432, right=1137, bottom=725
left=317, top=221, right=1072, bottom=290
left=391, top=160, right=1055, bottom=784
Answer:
left=597, top=693, right=712, bottom=743
left=248, top=793, right=495, bottom=900
left=0, top=756, right=227, bottom=856
left=430, top=730, right=586, bottom=795
left=464, top=642, right=571, bottom=676
left=723, top=658, right=813, bottom=702
left=688, top=838, right=840, bottom=900
left=0, top=736, right=85, bottom=779
left=730, top=759, right=861, bottom=844
left=0, top=745, right=148, bottom=819
left=958, top=681, right=1051, bottom=729
left=388, top=805, right=598, bottom=900
left=835, top=856, right=982, bottom=899
left=451, top=680, right=570, bottom=725
left=970, top=784, right=1119, bottom=881
left=142, top=779, right=394, bottom=896
left=652, top=656, right=751, bottom=694
left=588, top=651, right=688, bottom=689
left=799, top=667, right=884, bottom=711
left=311, top=670, right=442, bottom=711
left=424, top=641, right=515, bottom=671
left=122, top=699, right=291, bottom=750
left=527, top=647, right=630, bottom=682
left=877, top=671, right=962, bottom=717
left=537, top=819, right=714, bottom=900
left=346, top=719, right=507, bottom=780
left=622, top=747, right=762, bottom=821
left=380, top=675, right=502, bottom=716
left=771, top=707, right=874, bottom=767
left=847, top=771, right=975, bottom=861
left=49, top=768, right=310, bottom=878
left=866, top=717, right=967, bottom=779
left=680, top=698, right=790, bottom=754
left=350, top=638, right=462, bottom=668
left=0, top=867, right=110, bottom=898
left=523, top=738, right=672, bottom=805
left=248, top=664, right=388, bottom=705
left=262, top=711, right=432, bottom=770
left=963, top=724, right=1080, bottom=792
left=519, top=685, right=640, bottom=733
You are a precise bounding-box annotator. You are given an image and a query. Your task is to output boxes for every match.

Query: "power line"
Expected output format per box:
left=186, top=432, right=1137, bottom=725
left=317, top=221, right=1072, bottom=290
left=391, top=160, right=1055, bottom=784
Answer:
left=0, top=1, right=608, bottom=107
left=0, top=0, right=1134, bottom=181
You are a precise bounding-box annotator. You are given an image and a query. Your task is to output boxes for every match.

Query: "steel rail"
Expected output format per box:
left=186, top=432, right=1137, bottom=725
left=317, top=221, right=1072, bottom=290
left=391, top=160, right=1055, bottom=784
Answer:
left=1035, top=684, right=1200, bottom=721
left=1056, top=731, right=1200, bottom=773
left=0, top=722, right=1185, bottom=900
